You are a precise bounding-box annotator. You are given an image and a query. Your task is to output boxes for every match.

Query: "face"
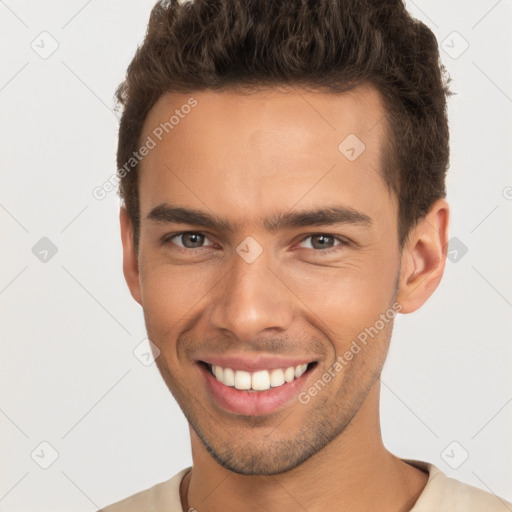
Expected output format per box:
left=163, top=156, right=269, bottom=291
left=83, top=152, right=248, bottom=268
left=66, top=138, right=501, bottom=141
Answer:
left=125, top=85, right=405, bottom=475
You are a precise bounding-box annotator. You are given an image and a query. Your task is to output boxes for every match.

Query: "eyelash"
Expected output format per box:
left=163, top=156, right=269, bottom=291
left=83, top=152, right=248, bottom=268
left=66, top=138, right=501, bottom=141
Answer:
left=161, top=231, right=350, bottom=254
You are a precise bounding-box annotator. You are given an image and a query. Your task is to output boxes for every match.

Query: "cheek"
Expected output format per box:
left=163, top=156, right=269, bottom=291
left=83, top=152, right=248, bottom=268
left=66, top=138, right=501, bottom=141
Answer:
left=278, top=252, right=399, bottom=342
left=138, top=260, right=218, bottom=338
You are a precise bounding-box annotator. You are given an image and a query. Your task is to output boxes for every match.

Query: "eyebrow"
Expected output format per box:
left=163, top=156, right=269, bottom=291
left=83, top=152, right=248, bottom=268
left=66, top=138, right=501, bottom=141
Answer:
left=146, top=203, right=372, bottom=232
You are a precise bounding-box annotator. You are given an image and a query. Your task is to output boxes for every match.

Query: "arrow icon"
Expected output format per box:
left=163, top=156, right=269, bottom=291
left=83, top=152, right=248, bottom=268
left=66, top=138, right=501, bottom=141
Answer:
left=441, top=32, right=469, bottom=59
left=441, top=440, right=468, bottom=469
left=448, top=249, right=458, bottom=259
left=236, top=236, right=263, bottom=263
left=31, top=441, right=59, bottom=469
left=445, top=449, right=455, bottom=458
left=36, top=39, right=45, bottom=48
left=339, top=134, right=365, bottom=161
left=32, top=237, right=58, bottom=262
left=134, top=339, right=160, bottom=366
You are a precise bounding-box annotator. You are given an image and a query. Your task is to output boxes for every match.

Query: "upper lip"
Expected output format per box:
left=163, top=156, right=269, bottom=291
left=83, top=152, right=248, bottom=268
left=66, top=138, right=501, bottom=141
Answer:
left=197, top=354, right=316, bottom=372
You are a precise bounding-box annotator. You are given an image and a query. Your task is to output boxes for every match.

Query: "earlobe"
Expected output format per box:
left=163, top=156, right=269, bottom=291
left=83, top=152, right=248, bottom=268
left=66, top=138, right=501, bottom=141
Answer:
left=119, top=207, right=143, bottom=306
left=396, top=199, right=450, bottom=313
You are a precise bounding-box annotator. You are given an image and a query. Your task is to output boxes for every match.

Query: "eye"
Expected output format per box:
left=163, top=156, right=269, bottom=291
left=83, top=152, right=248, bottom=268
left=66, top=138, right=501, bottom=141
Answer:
left=165, top=231, right=214, bottom=249
left=297, top=234, right=347, bottom=251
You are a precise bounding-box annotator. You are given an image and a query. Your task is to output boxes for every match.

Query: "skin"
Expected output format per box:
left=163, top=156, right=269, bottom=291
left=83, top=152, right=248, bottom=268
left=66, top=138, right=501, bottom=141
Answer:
left=120, top=84, right=449, bottom=512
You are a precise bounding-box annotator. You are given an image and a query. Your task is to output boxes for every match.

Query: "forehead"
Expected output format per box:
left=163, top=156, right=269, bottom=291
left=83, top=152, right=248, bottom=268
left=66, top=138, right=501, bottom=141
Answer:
left=141, top=84, right=388, bottom=155
left=137, top=84, right=394, bottom=226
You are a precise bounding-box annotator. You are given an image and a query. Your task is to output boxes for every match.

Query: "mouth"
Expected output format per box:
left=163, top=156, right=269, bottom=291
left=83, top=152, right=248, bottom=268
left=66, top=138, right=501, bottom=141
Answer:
left=197, top=359, right=318, bottom=416
left=203, top=361, right=316, bottom=391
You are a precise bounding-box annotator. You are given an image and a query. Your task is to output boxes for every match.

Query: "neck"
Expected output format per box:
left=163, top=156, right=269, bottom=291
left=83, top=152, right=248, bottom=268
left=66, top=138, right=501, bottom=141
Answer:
left=182, top=381, right=428, bottom=512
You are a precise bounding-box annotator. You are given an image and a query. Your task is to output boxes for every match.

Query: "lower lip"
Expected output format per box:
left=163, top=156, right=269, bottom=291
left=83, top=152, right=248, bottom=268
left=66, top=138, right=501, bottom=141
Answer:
left=199, top=363, right=315, bottom=416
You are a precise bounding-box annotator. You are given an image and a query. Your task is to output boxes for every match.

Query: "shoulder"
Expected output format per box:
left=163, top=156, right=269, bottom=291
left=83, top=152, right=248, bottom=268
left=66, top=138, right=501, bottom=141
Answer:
left=97, top=467, right=191, bottom=512
left=404, top=459, right=511, bottom=512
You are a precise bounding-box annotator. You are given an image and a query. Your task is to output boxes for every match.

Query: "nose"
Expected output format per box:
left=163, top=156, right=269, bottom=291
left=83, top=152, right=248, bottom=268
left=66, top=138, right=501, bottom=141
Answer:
left=207, top=248, right=295, bottom=343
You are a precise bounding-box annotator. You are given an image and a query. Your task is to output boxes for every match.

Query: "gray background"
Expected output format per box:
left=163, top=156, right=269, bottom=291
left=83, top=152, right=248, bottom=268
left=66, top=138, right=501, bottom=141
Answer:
left=1, top=0, right=511, bottom=510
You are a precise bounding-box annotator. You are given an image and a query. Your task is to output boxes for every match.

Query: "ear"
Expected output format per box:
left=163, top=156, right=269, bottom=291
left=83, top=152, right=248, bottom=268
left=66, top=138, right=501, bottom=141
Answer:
left=396, top=198, right=450, bottom=313
left=120, top=207, right=142, bottom=306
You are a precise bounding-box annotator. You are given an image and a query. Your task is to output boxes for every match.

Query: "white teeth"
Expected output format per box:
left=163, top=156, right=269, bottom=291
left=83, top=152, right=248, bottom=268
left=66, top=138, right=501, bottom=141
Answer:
left=252, top=370, right=271, bottom=391
left=284, top=366, right=295, bottom=382
left=270, top=368, right=285, bottom=387
left=223, top=367, right=235, bottom=387
left=213, top=365, right=223, bottom=381
left=234, top=370, right=252, bottom=390
left=209, top=363, right=311, bottom=391
left=295, top=364, right=308, bottom=378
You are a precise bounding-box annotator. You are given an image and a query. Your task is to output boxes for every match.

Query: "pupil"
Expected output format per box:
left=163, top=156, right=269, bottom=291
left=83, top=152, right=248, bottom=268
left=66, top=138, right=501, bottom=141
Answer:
left=313, top=235, right=333, bottom=249
left=184, top=233, right=203, bottom=248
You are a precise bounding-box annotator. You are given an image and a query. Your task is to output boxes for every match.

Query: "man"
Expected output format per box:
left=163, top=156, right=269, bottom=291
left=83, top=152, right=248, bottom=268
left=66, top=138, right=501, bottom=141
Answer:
left=100, top=0, right=510, bottom=510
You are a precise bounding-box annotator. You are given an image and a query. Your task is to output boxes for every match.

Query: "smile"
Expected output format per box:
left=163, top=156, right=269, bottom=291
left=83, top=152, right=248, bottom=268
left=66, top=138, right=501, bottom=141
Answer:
left=207, top=363, right=310, bottom=392
left=197, top=356, right=319, bottom=415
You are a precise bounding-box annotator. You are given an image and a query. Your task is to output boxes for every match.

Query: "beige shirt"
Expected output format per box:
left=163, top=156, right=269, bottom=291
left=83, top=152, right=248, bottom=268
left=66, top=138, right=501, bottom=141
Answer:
left=98, top=459, right=510, bottom=511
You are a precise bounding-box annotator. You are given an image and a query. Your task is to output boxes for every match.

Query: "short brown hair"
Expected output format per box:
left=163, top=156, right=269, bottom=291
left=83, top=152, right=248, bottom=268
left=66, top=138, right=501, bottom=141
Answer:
left=115, top=0, right=451, bottom=251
